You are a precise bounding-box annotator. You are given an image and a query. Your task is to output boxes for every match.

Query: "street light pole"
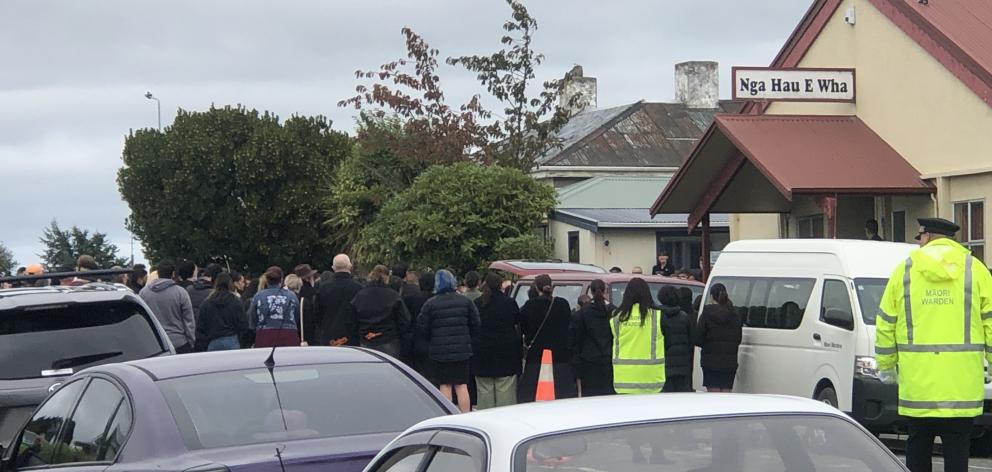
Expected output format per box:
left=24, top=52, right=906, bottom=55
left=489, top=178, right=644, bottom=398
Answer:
left=144, top=91, right=161, bottom=131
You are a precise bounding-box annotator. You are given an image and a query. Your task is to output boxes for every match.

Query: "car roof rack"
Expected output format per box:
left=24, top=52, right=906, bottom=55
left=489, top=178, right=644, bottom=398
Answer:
left=0, top=268, right=133, bottom=284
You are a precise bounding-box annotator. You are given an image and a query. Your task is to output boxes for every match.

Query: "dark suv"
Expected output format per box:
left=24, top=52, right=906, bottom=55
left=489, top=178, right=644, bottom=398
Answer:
left=0, top=283, right=173, bottom=448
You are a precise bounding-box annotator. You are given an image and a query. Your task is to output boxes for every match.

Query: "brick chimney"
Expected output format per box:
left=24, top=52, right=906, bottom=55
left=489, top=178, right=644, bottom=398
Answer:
left=560, top=65, right=597, bottom=114
left=675, top=61, right=719, bottom=109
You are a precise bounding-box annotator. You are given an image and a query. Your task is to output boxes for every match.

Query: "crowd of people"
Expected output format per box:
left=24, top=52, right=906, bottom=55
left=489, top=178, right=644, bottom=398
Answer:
left=7, top=252, right=743, bottom=413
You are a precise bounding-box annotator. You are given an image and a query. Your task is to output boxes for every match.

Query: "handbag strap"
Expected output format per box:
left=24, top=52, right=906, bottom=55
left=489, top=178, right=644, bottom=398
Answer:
left=525, top=297, right=556, bottom=353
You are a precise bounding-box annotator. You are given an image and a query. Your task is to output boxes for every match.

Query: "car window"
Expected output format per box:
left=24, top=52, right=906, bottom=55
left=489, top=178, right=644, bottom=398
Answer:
left=102, top=396, right=132, bottom=461
left=710, top=277, right=815, bottom=330
left=553, top=285, right=583, bottom=311
left=52, top=378, right=128, bottom=464
left=821, top=280, right=854, bottom=330
left=0, top=300, right=167, bottom=380
left=514, top=283, right=532, bottom=308
left=516, top=415, right=902, bottom=472
left=854, top=278, right=887, bottom=326
left=15, top=380, right=86, bottom=469
left=370, top=446, right=431, bottom=472
left=157, top=363, right=447, bottom=450
left=425, top=447, right=479, bottom=472
left=609, top=283, right=703, bottom=307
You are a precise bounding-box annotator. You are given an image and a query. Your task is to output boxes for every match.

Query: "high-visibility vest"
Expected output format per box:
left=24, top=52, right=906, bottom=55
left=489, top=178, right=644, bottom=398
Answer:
left=611, top=304, right=666, bottom=394
left=875, top=238, right=992, bottom=418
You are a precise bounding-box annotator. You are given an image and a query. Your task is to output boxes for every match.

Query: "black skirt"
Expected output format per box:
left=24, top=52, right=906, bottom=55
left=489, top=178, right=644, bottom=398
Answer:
left=433, top=360, right=470, bottom=385
left=702, top=368, right=736, bottom=389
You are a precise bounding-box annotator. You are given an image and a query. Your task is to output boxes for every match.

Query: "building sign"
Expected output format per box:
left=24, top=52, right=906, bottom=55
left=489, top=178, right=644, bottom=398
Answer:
left=732, top=67, right=855, bottom=102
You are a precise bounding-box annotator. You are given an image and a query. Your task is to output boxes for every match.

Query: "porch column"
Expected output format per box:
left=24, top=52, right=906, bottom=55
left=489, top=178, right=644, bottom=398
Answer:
left=701, top=213, right=711, bottom=281
left=817, top=195, right=838, bottom=239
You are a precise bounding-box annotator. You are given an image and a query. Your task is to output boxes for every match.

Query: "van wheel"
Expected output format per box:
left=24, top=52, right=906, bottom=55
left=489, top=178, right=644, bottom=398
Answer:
left=815, top=386, right=838, bottom=408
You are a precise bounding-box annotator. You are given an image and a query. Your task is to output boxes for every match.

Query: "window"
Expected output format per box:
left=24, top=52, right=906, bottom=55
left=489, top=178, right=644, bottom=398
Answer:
left=552, top=285, right=583, bottom=311
left=425, top=447, right=480, bottom=472
left=609, top=282, right=704, bottom=307
left=370, top=446, right=430, bottom=472
left=157, top=363, right=446, bottom=450
left=567, top=232, right=580, bottom=263
left=797, top=215, right=825, bottom=238
left=0, top=300, right=168, bottom=380
left=955, top=201, right=985, bottom=261
left=515, top=415, right=903, bottom=472
left=892, top=211, right=906, bottom=243
left=854, top=278, right=888, bottom=326
left=53, top=378, right=129, bottom=464
left=820, top=280, right=854, bottom=331
left=710, top=277, right=816, bottom=330
left=15, top=380, right=86, bottom=469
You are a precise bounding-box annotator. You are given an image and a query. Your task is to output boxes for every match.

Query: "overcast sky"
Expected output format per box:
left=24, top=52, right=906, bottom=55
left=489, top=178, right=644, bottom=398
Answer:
left=0, top=0, right=810, bottom=269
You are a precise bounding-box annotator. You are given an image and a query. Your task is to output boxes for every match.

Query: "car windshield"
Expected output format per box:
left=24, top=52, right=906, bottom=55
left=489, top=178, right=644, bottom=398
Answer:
left=610, top=282, right=704, bottom=308
left=0, top=300, right=167, bottom=380
left=157, top=363, right=446, bottom=450
left=517, top=415, right=902, bottom=472
left=855, top=278, right=888, bottom=325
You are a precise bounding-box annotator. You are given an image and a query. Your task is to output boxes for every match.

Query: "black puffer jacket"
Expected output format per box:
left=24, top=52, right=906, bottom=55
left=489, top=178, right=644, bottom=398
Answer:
left=694, top=303, right=743, bottom=372
left=473, top=292, right=522, bottom=377
left=418, top=291, right=480, bottom=362
left=569, top=301, right=614, bottom=367
left=350, top=283, right=411, bottom=347
left=660, top=304, right=693, bottom=377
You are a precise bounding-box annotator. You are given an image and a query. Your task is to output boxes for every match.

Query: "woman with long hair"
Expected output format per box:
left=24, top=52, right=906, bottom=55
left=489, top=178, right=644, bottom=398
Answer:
left=611, top=277, right=666, bottom=394
left=419, top=270, right=480, bottom=412
left=519, top=274, right=577, bottom=402
left=349, top=265, right=410, bottom=358
left=693, top=283, right=742, bottom=392
left=473, top=273, right=522, bottom=409
left=569, top=279, right=615, bottom=396
left=196, top=272, right=248, bottom=351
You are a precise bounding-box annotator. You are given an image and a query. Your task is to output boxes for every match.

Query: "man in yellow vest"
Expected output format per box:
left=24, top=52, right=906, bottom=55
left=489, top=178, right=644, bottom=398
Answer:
left=876, top=218, right=992, bottom=472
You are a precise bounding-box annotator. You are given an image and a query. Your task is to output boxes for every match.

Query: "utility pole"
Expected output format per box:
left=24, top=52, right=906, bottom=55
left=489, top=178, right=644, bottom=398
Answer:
left=144, top=92, right=161, bottom=131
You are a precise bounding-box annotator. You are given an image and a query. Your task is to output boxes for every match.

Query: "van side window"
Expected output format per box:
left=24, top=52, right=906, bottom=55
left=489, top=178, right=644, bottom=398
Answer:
left=710, top=277, right=815, bottom=330
left=821, top=280, right=855, bottom=331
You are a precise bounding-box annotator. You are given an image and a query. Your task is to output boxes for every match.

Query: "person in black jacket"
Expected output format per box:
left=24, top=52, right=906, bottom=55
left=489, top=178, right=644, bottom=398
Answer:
left=196, top=272, right=248, bottom=351
left=519, top=274, right=578, bottom=402
left=419, top=270, right=480, bottom=413
left=349, top=265, right=410, bottom=358
left=473, top=273, right=522, bottom=409
left=293, top=264, right=319, bottom=345
left=658, top=285, right=694, bottom=392
left=187, top=263, right=223, bottom=338
left=651, top=251, right=675, bottom=277
left=407, top=272, right=435, bottom=378
left=693, top=283, right=742, bottom=392
left=569, top=279, right=614, bottom=397
left=315, top=254, right=363, bottom=347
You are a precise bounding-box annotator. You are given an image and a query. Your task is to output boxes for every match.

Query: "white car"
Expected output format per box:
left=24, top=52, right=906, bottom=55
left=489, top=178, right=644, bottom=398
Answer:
left=363, top=394, right=907, bottom=472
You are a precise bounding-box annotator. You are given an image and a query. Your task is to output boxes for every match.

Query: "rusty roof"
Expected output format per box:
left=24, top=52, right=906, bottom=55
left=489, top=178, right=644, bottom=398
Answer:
left=538, top=100, right=745, bottom=168
left=651, top=115, right=934, bottom=216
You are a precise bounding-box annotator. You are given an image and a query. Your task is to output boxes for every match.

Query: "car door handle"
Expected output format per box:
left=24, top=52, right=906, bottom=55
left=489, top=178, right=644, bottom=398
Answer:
left=813, top=333, right=822, bottom=341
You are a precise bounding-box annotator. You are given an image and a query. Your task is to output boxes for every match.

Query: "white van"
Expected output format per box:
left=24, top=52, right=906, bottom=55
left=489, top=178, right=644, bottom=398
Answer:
left=700, top=239, right=992, bottom=439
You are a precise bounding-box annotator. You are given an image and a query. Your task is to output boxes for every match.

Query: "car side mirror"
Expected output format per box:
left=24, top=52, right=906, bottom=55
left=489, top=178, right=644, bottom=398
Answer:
left=823, top=308, right=854, bottom=330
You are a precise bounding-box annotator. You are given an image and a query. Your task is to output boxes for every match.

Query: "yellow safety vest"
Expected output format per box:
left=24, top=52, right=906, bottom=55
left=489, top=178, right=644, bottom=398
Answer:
left=875, top=238, right=992, bottom=418
left=611, top=304, right=666, bottom=394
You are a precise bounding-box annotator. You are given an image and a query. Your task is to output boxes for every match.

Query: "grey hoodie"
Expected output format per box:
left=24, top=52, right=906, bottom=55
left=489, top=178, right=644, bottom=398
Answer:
left=140, top=278, right=195, bottom=349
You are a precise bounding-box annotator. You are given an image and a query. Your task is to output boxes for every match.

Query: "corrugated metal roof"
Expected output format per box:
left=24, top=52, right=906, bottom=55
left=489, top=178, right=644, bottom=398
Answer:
left=892, top=0, right=992, bottom=88
left=538, top=100, right=745, bottom=168
left=554, top=208, right=730, bottom=228
left=557, top=176, right=672, bottom=209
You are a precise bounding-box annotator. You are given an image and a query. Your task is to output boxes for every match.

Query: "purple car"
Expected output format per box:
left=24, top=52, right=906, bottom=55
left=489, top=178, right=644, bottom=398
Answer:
left=0, top=347, right=457, bottom=472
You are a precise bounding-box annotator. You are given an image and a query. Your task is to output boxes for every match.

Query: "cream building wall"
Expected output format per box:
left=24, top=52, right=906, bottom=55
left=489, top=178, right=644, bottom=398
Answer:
left=733, top=0, right=992, bottom=262
left=549, top=220, right=661, bottom=272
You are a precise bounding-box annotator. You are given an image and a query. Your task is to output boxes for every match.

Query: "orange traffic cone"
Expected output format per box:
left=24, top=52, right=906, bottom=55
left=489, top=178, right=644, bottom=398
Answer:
left=536, top=349, right=556, bottom=401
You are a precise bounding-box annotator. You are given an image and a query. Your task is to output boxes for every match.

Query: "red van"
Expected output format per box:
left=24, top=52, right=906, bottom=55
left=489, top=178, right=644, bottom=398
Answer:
left=510, top=272, right=704, bottom=312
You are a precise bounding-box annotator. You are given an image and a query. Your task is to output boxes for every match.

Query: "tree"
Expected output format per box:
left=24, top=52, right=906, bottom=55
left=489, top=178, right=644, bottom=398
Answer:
left=0, top=241, right=16, bottom=276
left=323, top=116, right=429, bottom=252
left=339, top=29, right=489, bottom=167
left=118, top=106, right=351, bottom=273
left=39, top=221, right=129, bottom=271
left=356, top=163, right=556, bottom=272
left=448, top=0, right=576, bottom=170
left=492, top=234, right=553, bottom=263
